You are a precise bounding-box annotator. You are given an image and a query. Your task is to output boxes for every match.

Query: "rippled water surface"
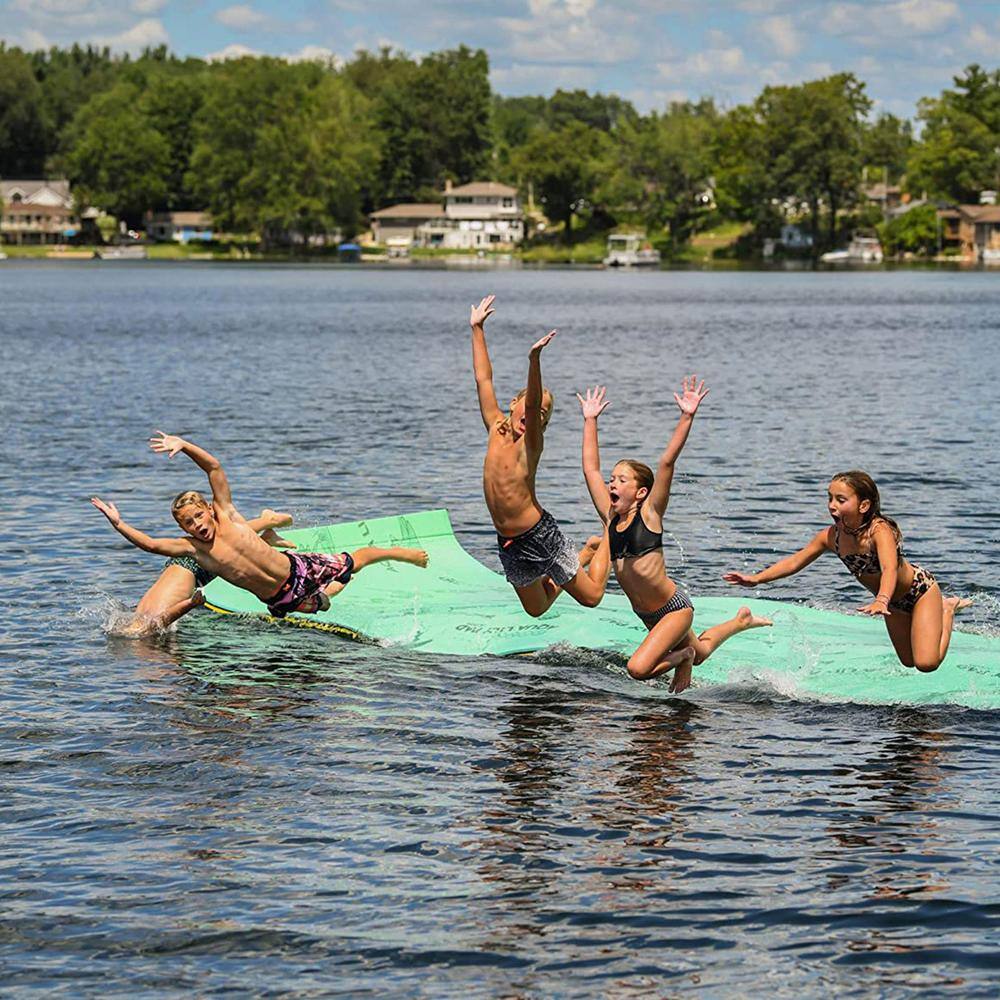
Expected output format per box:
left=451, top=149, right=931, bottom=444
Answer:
left=2, top=263, right=999, bottom=996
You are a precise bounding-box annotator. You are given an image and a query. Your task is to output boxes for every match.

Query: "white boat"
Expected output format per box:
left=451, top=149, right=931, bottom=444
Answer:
left=0, top=251, right=7, bottom=261
left=980, top=247, right=1000, bottom=265
left=604, top=233, right=661, bottom=267
left=821, top=232, right=883, bottom=264
left=97, top=245, right=148, bottom=260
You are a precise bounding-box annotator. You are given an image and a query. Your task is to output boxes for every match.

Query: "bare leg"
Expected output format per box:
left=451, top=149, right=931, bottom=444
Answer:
left=939, top=596, right=973, bottom=663
left=909, top=586, right=973, bottom=672
left=351, top=546, right=429, bottom=572
left=884, top=612, right=915, bottom=667
left=155, top=590, right=205, bottom=629
left=561, top=529, right=611, bottom=609
left=688, top=606, right=772, bottom=665
left=118, top=590, right=205, bottom=637
left=514, top=577, right=562, bottom=617
left=627, top=607, right=695, bottom=681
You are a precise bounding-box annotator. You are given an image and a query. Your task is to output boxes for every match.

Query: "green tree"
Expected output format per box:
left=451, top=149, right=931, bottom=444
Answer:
left=189, top=58, right=376, bottom=246
left=515, top=121, right=610, bottom=242
left=63, top=81, right=170, bottom=226
left=861, top=112, right=913, bottom=184
left=907, top=64, right=1000, bottom=202
left=756, top=73, right=872, bottom=246
left=600, top=100, right=718, bottom=242
left=345, top=45, right=492, bottom=205
left=0, top=46, right=51, bottom=176
left=879, top=203, right=940, bottom=255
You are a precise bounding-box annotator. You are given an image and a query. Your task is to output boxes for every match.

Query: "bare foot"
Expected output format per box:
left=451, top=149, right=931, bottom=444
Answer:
left=737, top=606, right=773, bottom=629
left=399, top=548, right=429, bottom=568
left=668, top=646, right=696, bottom=694
left=578, top=535, right=602, bottom=568
left=945, top=596, right=973, bottom=614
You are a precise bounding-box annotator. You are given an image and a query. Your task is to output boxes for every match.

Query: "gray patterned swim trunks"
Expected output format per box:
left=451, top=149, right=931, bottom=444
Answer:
left=497, top=510, right=580, bottom=589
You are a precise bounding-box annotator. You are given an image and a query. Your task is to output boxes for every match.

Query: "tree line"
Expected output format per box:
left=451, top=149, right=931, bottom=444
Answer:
left=1, top=42, right=998, bottom=252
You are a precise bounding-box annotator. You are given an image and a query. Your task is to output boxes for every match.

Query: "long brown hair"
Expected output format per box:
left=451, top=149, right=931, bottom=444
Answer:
left=831, top=470, right=901, bottom=544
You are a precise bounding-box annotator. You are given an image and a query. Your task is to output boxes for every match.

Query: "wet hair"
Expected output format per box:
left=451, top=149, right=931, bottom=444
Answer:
left=502, top=387, right=554, bottom=433
left=171, top=490, right=210, bottom=517
left=830, top=470, right=901, bottom=543
left=614, top=460, right=654, bottom=495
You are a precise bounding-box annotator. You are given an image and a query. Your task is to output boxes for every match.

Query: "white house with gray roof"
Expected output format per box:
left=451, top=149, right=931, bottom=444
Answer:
left=370, top=180, right=524, bottom=250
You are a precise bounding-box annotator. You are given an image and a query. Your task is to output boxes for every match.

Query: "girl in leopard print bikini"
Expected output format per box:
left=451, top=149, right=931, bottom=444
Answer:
left=724, top=470, right=972, bottom=673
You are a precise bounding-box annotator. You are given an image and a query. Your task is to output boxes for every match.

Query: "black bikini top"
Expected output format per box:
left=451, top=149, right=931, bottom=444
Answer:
left=609, top=502, right=662, bottom=560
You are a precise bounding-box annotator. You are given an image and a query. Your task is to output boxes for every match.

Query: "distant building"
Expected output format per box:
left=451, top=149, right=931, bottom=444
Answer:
left=147, top=211, right=214, bottom=243
left=862, top=181, right=904, bottom=213
left=779, top=224, right=813, bottom=249
left=0, top=178, right=80, bottom=245
left=370, top=181, right=525, bottom=249
left=369, top=203, right=445, bottom=246
left=936, top=201, right=1000, bottom=259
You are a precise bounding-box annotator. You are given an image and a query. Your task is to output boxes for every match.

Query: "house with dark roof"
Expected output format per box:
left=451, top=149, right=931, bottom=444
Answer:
left=147, top=211, right=214, bottom=243
left=370, top=181, right=524, bottom=249
left=936, top=200, right=1000, bottom=260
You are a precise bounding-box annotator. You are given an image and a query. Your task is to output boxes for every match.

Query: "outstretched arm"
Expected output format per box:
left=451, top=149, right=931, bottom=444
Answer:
left=723, top=528, right=830, bottom=587
left=646, top=375, right=710, bottom=517
left=524, top=329, right=556, bottom=457
left=90, top=497, right=194, bottom=558
left=149, top=432, right=235, bottom=516
left=470, top=295, right=502, bottom=429
left=577, top=385, right=612, bottom=521
left=858, top=522, right=899, bottom=616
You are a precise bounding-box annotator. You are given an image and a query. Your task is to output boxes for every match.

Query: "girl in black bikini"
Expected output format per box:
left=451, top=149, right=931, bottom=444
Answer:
left=724, top=470, right=972, bottom=672
left=578, top=377, right=772, bottom=693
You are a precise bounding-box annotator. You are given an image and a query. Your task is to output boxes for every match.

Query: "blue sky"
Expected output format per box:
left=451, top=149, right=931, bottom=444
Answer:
left=3, top=1, right=999, bottom=117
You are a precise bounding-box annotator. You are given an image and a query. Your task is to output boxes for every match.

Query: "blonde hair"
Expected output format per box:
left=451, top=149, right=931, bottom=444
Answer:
left=614, top=459, right=654, bottom=495
left=171, top=490, right=210, bottom=517
left=501, top=387, right=554, bottom=434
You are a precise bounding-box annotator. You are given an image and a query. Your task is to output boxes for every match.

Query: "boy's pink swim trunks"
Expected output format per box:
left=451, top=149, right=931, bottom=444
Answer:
left=266, top=551, right=354, bottom=617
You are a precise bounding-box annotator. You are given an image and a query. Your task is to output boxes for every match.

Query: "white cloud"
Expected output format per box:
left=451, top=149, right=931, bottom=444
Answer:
left=287, top=44, right=341, bottom=65
left=490, top=61, right=600, bottom=94
left=497, top=1, right=640, bottom=65
left=659, top=45, right=747, bottom=81
left=895, top=0, right=958, bottom=33
left=205, top=42, right=262, bottom=61
left=760, top=15, right=801, bottom=57
left=96, top=17, right=169, bottom=51
left=130, top=0, right=166, bottom=13
left=215, top=5, right=268, bottom=30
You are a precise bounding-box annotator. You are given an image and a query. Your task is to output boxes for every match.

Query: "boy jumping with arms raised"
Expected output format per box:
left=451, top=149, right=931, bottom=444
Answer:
left=91, top=432, right=427, bottom=618
left=470, top=294, right=610, bottom=617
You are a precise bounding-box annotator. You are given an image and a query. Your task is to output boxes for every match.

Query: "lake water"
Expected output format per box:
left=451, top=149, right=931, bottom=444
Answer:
left=1, top=262, right=998, bottom=996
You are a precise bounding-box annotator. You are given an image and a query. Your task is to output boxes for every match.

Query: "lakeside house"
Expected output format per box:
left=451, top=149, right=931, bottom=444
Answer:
left=937, top=195, right=1000, bottom=260
left=0, top=178, right=82, bottom=245
left=147, top=211, right=213, bottom=243
left=370, top=181, right=525, bottom=249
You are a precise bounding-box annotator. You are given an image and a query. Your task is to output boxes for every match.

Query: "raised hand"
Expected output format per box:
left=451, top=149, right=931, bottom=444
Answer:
left=470, top=294, right=496, bottom=328
left=91, top=496, right=121, bottom=526
left=576, top=385, right=611, bottom=420
left=723, top=570, right=758, bottom=587
left=530, top=329, right=557, bottom=355
left=149, top=430, right=185, bottom=458
left=674, top=375, right=709, bottom=416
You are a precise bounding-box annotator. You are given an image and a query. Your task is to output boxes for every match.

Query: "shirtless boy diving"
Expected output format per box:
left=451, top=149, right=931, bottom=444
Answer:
left=92, top=432, right=427, bottom=619
left=470, top=294, right=610, bottom=617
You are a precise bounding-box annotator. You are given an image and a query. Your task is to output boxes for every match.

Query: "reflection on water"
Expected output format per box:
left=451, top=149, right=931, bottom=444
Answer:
left=3, top=265, right=999, bottom=994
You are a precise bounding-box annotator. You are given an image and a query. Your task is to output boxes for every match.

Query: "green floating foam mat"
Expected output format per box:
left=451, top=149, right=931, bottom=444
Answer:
left=203, top=509, right=999, bottom=708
